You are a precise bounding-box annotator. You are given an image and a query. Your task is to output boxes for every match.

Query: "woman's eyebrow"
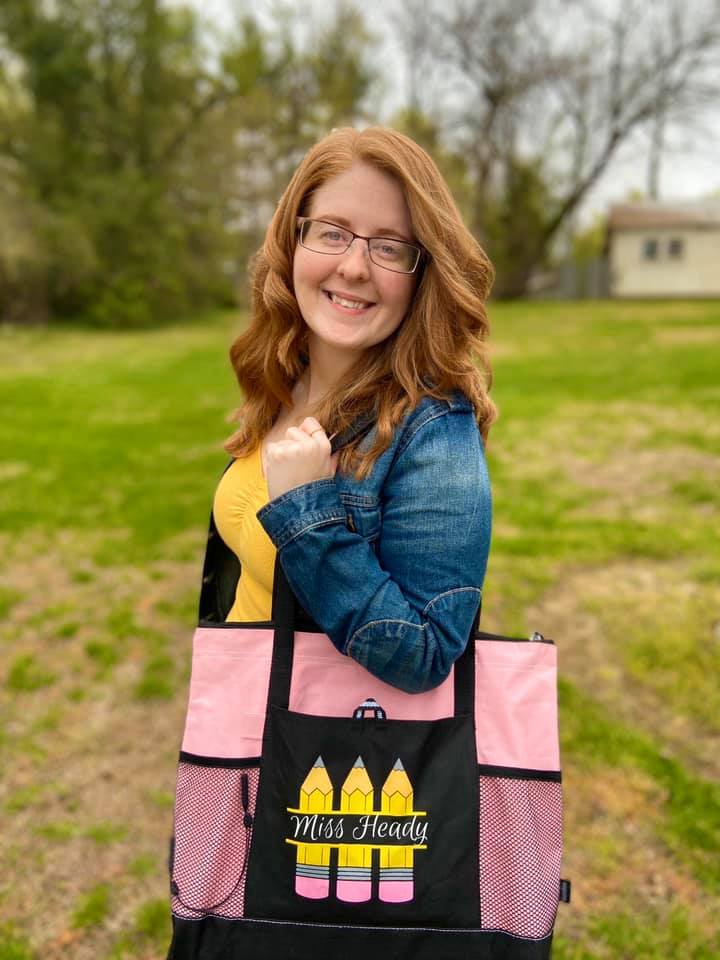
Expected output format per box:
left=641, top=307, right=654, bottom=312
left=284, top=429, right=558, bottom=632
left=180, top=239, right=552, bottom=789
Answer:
left=313, top=214, right=412, bottom=242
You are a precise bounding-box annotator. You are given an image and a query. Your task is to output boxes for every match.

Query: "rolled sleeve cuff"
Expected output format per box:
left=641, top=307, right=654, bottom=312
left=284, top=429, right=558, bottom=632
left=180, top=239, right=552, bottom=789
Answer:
left=256, top=478, right=346, bottom=550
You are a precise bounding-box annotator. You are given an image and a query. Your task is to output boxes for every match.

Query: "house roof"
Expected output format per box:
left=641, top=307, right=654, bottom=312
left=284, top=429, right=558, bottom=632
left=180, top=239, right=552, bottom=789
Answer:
left=608, top=200, right=720, bottom=230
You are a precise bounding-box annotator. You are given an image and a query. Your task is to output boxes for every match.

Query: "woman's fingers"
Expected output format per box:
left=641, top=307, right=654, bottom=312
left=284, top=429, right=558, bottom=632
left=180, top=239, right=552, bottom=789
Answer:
left=298, top=417, right=329, bottom=441
left=285, top=421, right=331, bottom=450
left=299, top=417, right=322, bottom=432
left=266, top=438, right=302, bottom=457
left=285, top=426, right=309, bottom=441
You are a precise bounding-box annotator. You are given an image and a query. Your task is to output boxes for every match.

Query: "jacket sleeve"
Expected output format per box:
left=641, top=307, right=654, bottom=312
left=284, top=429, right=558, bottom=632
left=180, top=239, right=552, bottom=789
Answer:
left=256, top=407, right=492, bottom=693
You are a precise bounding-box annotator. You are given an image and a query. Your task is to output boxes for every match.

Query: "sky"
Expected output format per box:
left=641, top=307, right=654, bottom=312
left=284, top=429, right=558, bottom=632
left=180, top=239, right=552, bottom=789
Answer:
left=188, top=0, right=720, bottom=226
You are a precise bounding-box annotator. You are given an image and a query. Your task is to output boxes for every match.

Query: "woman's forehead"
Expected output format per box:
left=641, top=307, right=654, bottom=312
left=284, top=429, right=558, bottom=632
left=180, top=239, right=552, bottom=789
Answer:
left=307, top=162, right=412, bottom=236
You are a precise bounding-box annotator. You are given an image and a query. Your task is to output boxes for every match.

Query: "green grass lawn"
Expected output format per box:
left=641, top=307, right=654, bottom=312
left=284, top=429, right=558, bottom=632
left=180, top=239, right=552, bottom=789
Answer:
left=1, top=300, right=719, bottom=958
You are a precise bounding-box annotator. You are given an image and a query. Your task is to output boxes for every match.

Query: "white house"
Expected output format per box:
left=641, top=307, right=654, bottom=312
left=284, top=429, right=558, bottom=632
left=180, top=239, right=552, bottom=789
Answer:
left=607, top=200, right=720, bottom=298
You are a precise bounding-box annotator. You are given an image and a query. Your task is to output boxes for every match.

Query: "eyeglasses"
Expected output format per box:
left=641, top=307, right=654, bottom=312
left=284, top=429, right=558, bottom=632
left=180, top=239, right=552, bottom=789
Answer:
left=296, top=218, right=424, bottom=274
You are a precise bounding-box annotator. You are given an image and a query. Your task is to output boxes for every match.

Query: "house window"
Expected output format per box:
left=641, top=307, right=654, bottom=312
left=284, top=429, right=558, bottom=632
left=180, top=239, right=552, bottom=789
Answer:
left=642, top=238, right=659, bottom=260
left=668, top=237, right=684, bottom=258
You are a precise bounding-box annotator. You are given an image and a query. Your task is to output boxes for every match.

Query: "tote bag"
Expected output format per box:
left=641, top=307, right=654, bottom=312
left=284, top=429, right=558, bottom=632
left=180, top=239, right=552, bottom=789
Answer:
left=167, top=427, right=567, bottom=960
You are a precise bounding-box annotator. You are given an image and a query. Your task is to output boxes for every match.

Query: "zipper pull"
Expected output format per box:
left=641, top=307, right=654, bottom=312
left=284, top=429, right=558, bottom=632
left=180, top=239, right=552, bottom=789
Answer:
left=241, top=773, right=254, bottom=828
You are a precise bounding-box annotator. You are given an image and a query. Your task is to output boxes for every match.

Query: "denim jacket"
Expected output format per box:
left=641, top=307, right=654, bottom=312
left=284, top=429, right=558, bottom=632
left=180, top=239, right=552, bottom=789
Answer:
left=254, top=391, right=492, bottom=694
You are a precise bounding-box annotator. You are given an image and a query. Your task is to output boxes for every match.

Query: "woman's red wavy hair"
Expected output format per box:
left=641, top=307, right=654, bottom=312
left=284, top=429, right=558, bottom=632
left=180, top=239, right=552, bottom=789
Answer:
left=224, top=126, right=496, bottom=478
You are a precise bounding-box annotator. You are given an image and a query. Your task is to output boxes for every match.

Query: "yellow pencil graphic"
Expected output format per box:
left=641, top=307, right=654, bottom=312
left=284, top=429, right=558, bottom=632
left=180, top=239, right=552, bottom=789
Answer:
left=379, top=758, right=414, bottom=902
left=294, top=755, right=333, bottom=899
left=337, top=756, right=374, bottom=902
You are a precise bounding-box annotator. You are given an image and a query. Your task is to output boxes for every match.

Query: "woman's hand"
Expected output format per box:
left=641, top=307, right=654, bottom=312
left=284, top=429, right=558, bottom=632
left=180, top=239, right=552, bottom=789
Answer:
left=265, top=417, right=340, bottom=501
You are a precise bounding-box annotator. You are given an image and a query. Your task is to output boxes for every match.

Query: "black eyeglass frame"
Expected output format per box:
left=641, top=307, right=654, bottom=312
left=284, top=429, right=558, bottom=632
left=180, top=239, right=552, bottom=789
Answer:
left=296, top=217, right=426, bottom=275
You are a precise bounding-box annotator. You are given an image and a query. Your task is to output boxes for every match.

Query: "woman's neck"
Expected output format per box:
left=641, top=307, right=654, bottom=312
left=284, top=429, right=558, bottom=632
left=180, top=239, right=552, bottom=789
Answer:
left=294, top=367, right=332, bottom=408
left=299, top=338, right=363, bottom=406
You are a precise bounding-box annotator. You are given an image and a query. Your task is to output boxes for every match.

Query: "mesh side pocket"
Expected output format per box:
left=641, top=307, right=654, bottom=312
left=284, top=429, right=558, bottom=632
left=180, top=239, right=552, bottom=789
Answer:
left=478, top=774, right=563, bottom=939
left=171, top=762, right=259, bottom=919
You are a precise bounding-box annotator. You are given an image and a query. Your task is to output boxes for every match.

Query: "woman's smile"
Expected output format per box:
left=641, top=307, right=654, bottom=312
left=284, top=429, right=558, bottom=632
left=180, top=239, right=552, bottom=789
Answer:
left=323, top=289, right=377, bottom=315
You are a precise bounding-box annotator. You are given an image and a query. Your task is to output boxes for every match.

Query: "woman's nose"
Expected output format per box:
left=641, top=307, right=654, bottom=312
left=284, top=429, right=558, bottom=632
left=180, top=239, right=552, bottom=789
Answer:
left=337, top=237, right=370, bottom=279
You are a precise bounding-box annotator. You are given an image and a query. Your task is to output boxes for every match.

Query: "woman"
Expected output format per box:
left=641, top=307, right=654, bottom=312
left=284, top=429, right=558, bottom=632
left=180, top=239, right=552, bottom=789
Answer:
left=212, top=125, right=495, bottom=692
left=168, top=127, right=518, bottom=960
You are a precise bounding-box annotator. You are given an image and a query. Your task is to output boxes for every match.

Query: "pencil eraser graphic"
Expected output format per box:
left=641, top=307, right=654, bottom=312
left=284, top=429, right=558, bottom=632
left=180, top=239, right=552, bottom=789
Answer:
left=295, top=876, right=329, bottom=899
left=379, top=879, right=414, bottom=903
left=336, top=878, right=372, bottom=902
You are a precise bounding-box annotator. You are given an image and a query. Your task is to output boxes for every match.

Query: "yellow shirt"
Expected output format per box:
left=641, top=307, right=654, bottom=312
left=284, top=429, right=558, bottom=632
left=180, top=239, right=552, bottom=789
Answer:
left=212, top=444, right=275, bottom=622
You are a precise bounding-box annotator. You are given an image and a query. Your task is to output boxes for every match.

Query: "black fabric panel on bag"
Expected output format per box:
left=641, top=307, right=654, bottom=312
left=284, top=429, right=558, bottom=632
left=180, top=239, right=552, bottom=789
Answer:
left=168, top=915, right=554, bottom=960
left=245, top=705, right=480, bottom=928
left=197, top=507, right=239, bottom=624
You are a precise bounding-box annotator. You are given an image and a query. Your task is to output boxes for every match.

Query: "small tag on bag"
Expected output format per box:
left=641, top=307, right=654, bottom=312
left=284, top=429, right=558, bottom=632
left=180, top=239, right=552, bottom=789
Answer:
left=559, top=879, right=572, bottom=903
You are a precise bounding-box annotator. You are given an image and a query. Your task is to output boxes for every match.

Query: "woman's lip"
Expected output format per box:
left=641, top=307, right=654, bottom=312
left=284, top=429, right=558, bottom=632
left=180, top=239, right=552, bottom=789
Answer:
left=324, top=288, right=375, bottom=304
left=323, top=290, right=376, bottom=312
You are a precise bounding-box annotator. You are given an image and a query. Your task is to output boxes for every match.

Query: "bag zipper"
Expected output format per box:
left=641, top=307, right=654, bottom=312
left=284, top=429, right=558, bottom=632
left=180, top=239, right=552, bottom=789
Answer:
left=198, top=623, right=554, bottom=643
left=475, top=629, right=554, bottom=645
left=198, top=618, right=274, bottom=629
left=241, top=771, right=254, bottom=828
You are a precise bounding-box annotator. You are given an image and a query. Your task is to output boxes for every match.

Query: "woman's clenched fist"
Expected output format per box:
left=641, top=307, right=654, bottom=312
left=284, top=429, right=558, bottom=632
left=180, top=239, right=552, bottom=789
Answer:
left=264, top=417, right=339, bottom=501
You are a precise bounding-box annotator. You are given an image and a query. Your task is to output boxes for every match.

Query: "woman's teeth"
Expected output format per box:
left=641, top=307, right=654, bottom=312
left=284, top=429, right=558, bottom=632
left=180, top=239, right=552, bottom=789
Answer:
left=327, top=292, right=372, bottom=310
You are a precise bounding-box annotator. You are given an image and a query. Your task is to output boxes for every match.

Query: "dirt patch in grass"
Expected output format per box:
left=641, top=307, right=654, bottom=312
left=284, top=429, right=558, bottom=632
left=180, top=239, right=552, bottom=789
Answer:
left=653, top=325, right=720, bottom=346
left=557, top=445, right=719, bottom=518
left=0, top=461, right=31, bottom=481
left=531, top=401, right=720, bottom=454
left=488, top=340, right=525, bottom=360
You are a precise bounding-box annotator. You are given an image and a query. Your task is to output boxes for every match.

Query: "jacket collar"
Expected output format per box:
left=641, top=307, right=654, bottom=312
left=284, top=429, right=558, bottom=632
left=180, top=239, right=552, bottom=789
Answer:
left=330, top=389, right=473, bottom=454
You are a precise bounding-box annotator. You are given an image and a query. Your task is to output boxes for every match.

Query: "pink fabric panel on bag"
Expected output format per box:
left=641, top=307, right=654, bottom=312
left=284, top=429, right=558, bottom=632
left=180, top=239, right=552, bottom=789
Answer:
left=181, top=627, right=273, bottom=758
left=475, top=640, right=559, bottom=770
left=289, top=632, right=455, bottom=720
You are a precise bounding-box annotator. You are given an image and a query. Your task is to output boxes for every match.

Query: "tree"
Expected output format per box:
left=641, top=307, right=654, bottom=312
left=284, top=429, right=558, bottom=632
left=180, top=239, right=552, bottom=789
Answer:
left=0, top=0, right=241, bottom=322
left=0, top=0, right=380, bottom=324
